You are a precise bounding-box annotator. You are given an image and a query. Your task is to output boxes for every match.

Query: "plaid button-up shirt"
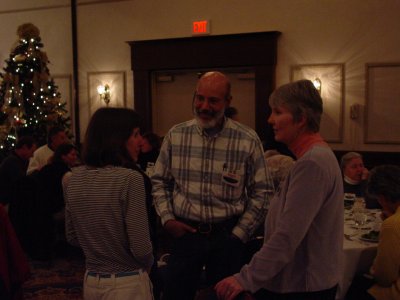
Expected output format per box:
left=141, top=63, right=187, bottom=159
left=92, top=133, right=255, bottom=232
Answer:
left=152, top=118, right=274, bottom=242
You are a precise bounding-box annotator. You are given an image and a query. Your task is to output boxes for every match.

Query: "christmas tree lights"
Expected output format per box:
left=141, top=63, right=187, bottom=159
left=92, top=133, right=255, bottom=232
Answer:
left=0, top=23, right=71, bottom=161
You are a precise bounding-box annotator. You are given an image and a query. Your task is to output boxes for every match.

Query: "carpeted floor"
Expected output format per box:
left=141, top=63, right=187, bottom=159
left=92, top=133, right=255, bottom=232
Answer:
left=22, top=251, right=85, bottom=300
left=20, top=245, right=252, bottom=300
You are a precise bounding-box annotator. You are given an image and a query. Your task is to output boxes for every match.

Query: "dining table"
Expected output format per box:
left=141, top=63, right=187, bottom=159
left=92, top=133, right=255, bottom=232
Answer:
left=336, top=207, right=381, bottom=300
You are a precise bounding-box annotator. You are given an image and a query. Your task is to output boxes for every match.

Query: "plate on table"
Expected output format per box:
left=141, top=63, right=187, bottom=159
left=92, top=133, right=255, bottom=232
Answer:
left=366, top=209, right=382, bottom=218
left=359, top=231, right=380, bottom=243
left=344, top=194, right=356, bottom=209
left=344, top=193, right=356, bottom=201
left=350, top=225, right=372, bottom=230
left=344, top=201, right=354, bottom=209
left=345, top=215, right=375, bottom=225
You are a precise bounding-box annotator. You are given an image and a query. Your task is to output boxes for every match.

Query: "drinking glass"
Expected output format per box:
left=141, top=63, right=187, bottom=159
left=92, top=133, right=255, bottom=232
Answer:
left=353, top=212, right=368, bottom=230
left=344, top=193, right=356, bottom=209
left=352, top=198, right=367, bottom=232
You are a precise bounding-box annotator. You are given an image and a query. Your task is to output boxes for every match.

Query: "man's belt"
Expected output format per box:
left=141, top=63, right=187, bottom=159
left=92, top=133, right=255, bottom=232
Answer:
left=178, top=216, right=239, bottom=235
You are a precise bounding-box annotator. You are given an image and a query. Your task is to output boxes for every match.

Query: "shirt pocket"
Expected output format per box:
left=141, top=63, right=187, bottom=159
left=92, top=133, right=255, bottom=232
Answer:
left=212, top=164, right=246, bottom=201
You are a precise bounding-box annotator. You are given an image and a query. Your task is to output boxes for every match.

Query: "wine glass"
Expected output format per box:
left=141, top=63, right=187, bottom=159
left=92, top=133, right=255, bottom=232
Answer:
left=353, top=212, right=368, bottom=232
left=352, top=198, right=367, bottom=233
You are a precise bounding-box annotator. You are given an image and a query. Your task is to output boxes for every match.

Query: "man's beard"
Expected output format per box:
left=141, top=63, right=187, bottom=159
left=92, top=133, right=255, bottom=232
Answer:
left=194, top=107, right=225, bottom=129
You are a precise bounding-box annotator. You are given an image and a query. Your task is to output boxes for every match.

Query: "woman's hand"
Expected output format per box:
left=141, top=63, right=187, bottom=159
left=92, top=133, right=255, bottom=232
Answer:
left=215, top=276, right=244, bottom=300
left=164, top=219, right=196, bottom=238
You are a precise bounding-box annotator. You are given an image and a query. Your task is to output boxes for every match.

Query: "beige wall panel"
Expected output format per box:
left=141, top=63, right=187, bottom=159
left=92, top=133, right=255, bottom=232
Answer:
left=152, top=71, right=255, bottom=137
left=365, top=63, right=400, bottom=144
left=1, top=0, right=400, bottom=152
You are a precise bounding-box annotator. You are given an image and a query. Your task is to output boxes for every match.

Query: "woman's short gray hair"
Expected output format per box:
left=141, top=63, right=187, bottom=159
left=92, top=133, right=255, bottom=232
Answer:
left=340, top=152, right=362, bottom=171
left=269, top=80, right=323, bottom=132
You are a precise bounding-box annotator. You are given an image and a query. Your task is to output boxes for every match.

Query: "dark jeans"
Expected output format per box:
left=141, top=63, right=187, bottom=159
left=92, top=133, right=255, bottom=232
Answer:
left=253, top=285, right=338, bottom=300
left=162, top=219, right=244, bottom=300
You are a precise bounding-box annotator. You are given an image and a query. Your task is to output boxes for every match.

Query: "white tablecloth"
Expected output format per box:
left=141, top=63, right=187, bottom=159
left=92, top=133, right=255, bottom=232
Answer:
left=336, top=209, right=381, bottom=300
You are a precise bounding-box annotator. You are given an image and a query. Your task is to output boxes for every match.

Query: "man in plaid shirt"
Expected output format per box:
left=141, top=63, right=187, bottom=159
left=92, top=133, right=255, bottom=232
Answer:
left=152, top=71, right=274, bottom=300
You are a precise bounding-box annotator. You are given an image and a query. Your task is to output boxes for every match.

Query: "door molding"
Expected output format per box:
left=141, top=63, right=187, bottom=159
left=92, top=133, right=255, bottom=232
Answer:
left=128, top=31, right=280, bottom=141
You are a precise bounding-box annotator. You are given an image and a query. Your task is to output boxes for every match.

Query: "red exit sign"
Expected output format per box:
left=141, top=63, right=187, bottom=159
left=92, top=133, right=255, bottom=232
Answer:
left=192, top=20, right=210, bottom=35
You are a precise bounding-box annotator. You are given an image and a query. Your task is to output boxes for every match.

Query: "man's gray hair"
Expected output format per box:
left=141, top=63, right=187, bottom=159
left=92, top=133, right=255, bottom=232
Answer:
left=340, top=152, right=362, bottom=171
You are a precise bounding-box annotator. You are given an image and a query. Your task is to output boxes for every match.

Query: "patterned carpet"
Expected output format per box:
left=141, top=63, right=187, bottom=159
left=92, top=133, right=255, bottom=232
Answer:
left=22, top=251, right=85, bottom=300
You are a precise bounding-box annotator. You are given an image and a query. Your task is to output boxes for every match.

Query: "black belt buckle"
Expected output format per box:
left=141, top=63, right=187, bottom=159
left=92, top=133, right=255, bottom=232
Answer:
left=198, top=223, right=212, bottom=234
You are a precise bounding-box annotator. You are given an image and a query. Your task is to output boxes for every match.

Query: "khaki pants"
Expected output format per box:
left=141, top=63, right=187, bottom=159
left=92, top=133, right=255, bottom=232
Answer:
left=83, top=270, right=154, bottom=300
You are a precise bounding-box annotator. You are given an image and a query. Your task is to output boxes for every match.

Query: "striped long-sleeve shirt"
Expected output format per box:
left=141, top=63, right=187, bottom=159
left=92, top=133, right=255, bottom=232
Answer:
left=64, top=165, right=154, bottom=273
left=151, top=118, right=274, bottom=242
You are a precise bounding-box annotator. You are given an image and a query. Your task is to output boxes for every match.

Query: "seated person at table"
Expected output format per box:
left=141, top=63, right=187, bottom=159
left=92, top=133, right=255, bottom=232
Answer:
left=341, top=152, right=369, bottom=197
left=264, top=149, right=295, bottom=188
left=27, top=125, right=69, bottom=175
left=12, top=143, right=79, bottom=260
left=37, top=143, right=79, bottom=244
left=346, top=164, right=400, bottom=300
left=39, top=143, right=79, bottom=214
left=341, top=152, right=380, bottom=209
left=0, top=136, right=36, bottom=211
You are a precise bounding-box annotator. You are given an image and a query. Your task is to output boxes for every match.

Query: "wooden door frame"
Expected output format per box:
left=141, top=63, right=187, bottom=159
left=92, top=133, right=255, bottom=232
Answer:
left=128, top=31, right=281, bottom=142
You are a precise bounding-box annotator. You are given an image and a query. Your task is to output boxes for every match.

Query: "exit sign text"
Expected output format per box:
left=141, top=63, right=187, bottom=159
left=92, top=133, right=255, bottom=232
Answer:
left=192, top=20, right=210, bottom=35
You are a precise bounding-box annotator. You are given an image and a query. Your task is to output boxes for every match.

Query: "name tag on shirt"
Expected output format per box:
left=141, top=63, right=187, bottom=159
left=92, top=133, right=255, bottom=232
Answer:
left=222, top=171, right=241, bottom=187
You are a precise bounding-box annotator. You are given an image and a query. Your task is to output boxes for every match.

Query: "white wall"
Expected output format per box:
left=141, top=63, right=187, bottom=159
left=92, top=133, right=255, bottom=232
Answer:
left=152, top=71, right=255, bottom=137
left=0, top=1, right=72, bottom=76
left=1, top=0, right=400, bottom=151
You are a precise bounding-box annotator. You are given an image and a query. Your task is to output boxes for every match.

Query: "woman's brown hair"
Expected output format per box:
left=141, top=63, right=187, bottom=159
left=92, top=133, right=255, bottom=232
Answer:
left=82, top=107, right=142, bottom=167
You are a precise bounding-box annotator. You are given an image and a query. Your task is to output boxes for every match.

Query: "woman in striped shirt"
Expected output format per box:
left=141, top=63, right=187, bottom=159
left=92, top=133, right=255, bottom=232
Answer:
left=63, top=107, right=154, bottom=300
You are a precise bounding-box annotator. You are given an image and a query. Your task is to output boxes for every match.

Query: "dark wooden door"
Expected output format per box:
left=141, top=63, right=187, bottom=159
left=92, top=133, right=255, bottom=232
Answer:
left=128, top=31, right=280, bottom=143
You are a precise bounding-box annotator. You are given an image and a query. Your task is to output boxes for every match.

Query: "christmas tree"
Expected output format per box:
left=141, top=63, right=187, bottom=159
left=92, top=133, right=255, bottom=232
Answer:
left=0, top=23, right=71, bottom=161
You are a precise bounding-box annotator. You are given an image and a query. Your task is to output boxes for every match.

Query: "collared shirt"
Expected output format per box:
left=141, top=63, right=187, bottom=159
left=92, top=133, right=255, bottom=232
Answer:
left=27, top=144, right=53, bottom=175
left=151, top=118, right=274, bottom=242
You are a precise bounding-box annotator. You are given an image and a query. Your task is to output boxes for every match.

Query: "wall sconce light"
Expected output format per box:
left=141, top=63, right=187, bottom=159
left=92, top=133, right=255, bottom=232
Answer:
left=97, top=84, right=111, bottom=105
left=312, top=78, right=322, bottom=94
